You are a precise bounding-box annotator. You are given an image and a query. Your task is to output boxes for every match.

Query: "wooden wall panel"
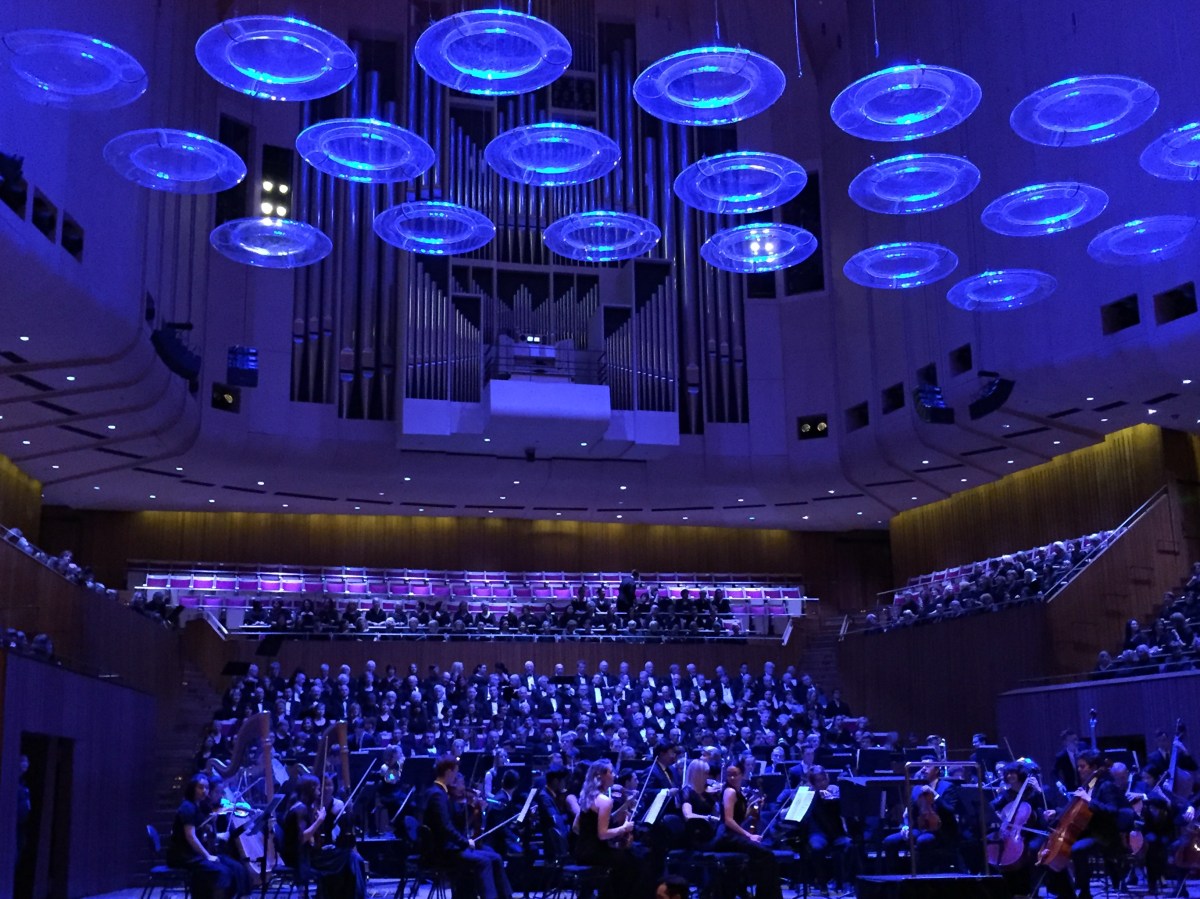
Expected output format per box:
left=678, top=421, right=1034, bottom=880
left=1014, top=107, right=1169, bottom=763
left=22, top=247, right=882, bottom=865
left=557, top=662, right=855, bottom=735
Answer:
left=889, top=425, right=1168, bottom=584
left=0, top=652, right=156, bottom=898
left=39, top=509, right=892, bottom=616
left=0, top=453, right=41, bottom=541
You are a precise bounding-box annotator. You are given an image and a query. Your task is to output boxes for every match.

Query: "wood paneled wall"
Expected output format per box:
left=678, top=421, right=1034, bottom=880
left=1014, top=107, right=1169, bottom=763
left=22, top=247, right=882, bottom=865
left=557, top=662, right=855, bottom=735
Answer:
left=39, top=509, right=892, bottom=616
left=0, top=652, right=156, bottom=898
left=0, top=453, right=40, bottom=541
left=889, top=425, right=1168, bottom=583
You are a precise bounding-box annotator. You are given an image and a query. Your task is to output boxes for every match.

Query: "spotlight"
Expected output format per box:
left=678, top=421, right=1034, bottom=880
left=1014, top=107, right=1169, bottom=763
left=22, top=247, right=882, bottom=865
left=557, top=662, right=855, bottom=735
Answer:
left=968, top=370, right=1016, bottom=420
left=211, top=382, right=241, bottom=413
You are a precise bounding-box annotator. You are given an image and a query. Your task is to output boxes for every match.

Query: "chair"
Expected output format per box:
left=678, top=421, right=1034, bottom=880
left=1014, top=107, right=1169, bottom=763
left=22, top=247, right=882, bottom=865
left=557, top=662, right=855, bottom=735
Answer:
left=542, top=863, right=608, bottom=899
left=142, top=825, right=190, bottom=899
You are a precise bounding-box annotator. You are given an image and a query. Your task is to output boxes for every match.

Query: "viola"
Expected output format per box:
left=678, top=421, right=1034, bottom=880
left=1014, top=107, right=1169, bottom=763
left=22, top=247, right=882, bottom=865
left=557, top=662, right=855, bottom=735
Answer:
left=915, top=788, right=942, bottom=833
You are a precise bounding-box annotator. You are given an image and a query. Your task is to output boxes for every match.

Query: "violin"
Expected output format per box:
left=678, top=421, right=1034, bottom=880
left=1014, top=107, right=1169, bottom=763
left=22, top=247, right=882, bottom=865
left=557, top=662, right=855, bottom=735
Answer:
left=743, top=787, right=765, bottom=834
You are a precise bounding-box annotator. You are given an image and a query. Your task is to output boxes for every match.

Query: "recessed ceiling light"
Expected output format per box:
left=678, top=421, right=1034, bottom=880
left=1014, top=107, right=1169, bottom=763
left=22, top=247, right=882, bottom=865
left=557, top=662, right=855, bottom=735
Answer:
left=282, top=503, right=289, bottom=508
left=682, top=516, right=688, bottom=520
left=1007, top=460, right=1014, bottom=464
left=1184, top=379, right=1193, bottom=385
left=107, top=424, right=117, bottom=430
left=488, top=510, right=494, bottom=514
left=1086, top=396, right=1095, bottom=401
left=856, top=511, right=863, bottom=516
left=21, top=440, right=30, bottom=445
left=749, top=516, right=755, bottom=521
left=257, top=481, right=265, bottom=486
left=149, top=494, right=156, bottom=499
left=419, top=508, right=425, bottom=512
left=555, top=512, right=561, bottom=516
left=208, top=499, right=215, bottom=503
left=354, top=506, right=360, bottom=510
left=175, top=466, right=183, bottom=471
left=18, top=336, right=29, bottom=342
left=1101, top=418, right=1109, bottom=422
left=579, top=442, right=588, bottom=447
left=921, top=460, right=929, bottom=465
left=961, top=478, right=968, bottom=482
left=619, top=485, right=627, bottom=491
left=51, top=465, right=59, bottom=469
left=403, top=476, right=411, bottom=482
left=802, top=515, right=809, bottom=520
left=911, top=496, right=918, bottom=501
left=500, top=496, right=506, bottom=500
left=1148, top=408, right=1157, bottom=415
left=737, top=498, right=744, bottom=503
left=513, top=480, right=520, bottom=485
left=66, top=375, right=76, bottom=382
left=1003, top=424, right=1011, bottom=429
left=1053, top=440, right=1061, bottom=445
left=483, top=437, right=491, bottom=443
left=379, top=492, right=384, bottom=496
left=616, top=514, right=623, bottom=519
left=93, top=485, right=100, bottom=490
left=828, top=489, right=835, bottom=494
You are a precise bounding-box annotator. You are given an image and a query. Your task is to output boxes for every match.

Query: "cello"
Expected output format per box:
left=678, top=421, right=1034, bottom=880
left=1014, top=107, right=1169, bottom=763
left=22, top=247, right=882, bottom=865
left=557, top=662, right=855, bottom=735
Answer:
left=1037, top=711, right=1098, bottom=872
left=987, top=772, right=1035, bottom=869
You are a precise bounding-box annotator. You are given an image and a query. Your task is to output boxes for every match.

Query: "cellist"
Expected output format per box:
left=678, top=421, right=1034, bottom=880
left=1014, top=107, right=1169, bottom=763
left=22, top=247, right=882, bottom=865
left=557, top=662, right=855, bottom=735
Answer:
left=1041, top=749, right=1122, bottom=899
left=987, top=761, right=1046, bottom=896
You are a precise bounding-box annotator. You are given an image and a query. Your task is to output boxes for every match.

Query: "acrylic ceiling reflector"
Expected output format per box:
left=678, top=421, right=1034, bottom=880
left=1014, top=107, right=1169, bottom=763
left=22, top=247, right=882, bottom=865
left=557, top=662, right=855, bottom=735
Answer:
left=946, top=270, right=1057, bottom=312
left=210, top=218, right=332, bottom=268
left=843, top=242, right=958, bottom=290
left=544, top=211, right=661, bottom=262
left=830, top=64, right=981, bottom=142
left=374, top=202, right=496, bottom=256
left=1087, top=216, right=1199, bottom=265
left=414, top=8, right=571, bottom=96
left=296, top=119, right=434, bottom=183
left=981, top=182, right=1108, bottom=237
left=0, top=29, right=147, bottom=110
left=848, top=153, right=979, bottom=215
left=485, top=123, right=619, bottom=187
left=104, top=129, right=247, bottom=193
left=634, top=46, right=786, bottom=126
left=674, top=151, right=807, bottom=214
left=195, top=16, right=356, bottom=102
left=1010, top=75, right=1158, bottom=147
left=1140, top=123, right=1200, bottom=181
left=701, top=223, right=817, bottom=274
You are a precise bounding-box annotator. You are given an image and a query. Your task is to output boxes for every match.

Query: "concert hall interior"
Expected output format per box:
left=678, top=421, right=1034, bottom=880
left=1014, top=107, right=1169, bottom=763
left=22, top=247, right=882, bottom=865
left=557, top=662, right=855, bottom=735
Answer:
left=3, top=0, right=1200, bottom=898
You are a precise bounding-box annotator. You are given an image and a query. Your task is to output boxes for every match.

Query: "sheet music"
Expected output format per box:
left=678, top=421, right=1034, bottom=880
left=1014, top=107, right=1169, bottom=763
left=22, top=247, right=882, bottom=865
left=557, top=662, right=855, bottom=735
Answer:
left=517, top=787, right=537, bottom=822
left=643, top=789, right=669, bottom=824
left=786, top=785, right=815, bottom=823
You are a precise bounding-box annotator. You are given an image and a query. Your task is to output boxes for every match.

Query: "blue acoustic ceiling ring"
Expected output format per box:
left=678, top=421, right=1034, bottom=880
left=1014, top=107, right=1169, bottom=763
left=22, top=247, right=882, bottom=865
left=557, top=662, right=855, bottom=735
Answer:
left=1010, top=75, right=1159, bottom=147
left=701, top=222, right=817, bottom=273
left=414, top=8, right=571, bottom=96
left=210, top=217, right=332, bottom=268
left=843, top=242, right=958, bottom=290
left=674, top=151, right=807, bottom=214
left=0, top=29, right=147, bottom=110
left=485, top=123, right=619, bottom=187
left=981, top=182, right=1108, bottom=237
left=946, top=269, right=1057, bottom=311
left=1140, top=122, right=1200, bottom=181
left=1087, top=215, right=1199, bottom=265
left=634, top=46, right=786, bottom=126
left=374, top=201, right=496, bottom=256
left=830, top=64, right=981, bottom=142
left=296, top=118, right=435, bottom=183
left=544, top=211, right=661, bottom=262
left=848, top=153, right=979, bottom=215
left=103, top=129, right=247, bottom=193
left=195, top=16, right=356, bottom=101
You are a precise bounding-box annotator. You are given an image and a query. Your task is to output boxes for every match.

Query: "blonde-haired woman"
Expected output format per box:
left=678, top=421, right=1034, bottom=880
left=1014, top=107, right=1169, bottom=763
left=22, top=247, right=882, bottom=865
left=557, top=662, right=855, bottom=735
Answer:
left=573, top=760, right=648, bottom=898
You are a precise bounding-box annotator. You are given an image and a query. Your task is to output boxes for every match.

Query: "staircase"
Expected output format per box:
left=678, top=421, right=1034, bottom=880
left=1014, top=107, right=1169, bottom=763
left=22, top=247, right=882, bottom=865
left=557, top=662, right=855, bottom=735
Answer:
left=799, top=614, right=844, bottom=694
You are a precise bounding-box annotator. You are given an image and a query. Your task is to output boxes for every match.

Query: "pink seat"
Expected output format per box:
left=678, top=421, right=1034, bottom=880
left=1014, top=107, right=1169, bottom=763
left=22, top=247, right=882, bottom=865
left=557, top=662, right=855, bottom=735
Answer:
left=179, top=594, right=200, bottom=608
left=512, top=585, right=532, bottom=599
left=237, top=576, right=259, bottom=592
left=451, top=584, right=472, bottom=598
left=532, top=587, right=551, bottom=599
left=389, top=581, right=409, bottom=596
left=368, top=580, right=386, bottom=595
left=553, top=587, right=573, bottom=600
left=215, top=576, right=237, bottom=591
left=193, top=577, right=214, bottom=590
left=146, top=574, right=169, bottom=588
left=281, top=579, right=302, bottom=593
left=431, top=584, right=451, bottom=598
left=347, top=581, right=367, bottom=595
left=325, top=578, right=346, bottom=594
left=491, top=586, right=511, bottom=598
left=169, top=576, right=191, bottom=589
left=303, top=578, right=323, bottom=594
left=410, top=584, right=431, bottom=596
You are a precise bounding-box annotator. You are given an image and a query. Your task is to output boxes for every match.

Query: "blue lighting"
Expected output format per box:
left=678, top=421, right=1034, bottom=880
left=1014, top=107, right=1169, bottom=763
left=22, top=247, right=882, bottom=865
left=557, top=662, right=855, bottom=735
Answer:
left=843, top=242, right=958, bottom=290
left=674, top=151, right=807, bottom=214
left=946, top=270, right=1057, bottom=311
left=374, top=202, right=496, bottom=256
left=195, top=16, right=356, bottom=102
left=210, top=217, right=332, bottom=268
left=831, top=65, right=981, bottom=141
left=981, top=182, right=1108, bottom=237
left=701, top=223, right=817, bottom=274
left=0, top=29, right=147, bottom=109
left=296, top=118, right=434, bottom=183
left=414, top=9, right=571, bottom=96
left=544, top=211, right=661, bottom=262
left=1141, top=122, right=1200, bottom=181
left=1088, top=215, right=1199, bottom=265
left=848, top=153, right=979, bottom=215
left=1010, top=75, right=1158, bottom=147
left=634, top=46, right=785, bottom=126
left=104, top=129, right=246, bottom=194
left=485, top=123, right=619, bottom=187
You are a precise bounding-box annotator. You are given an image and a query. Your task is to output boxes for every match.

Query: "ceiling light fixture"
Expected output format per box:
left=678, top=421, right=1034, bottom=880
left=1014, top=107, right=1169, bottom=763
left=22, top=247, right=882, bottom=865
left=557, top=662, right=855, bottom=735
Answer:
left=848, top=153, right=979, bottom=214
left=297, top=118, right=435, bottom=183
left=545, top=211, right=661, bottom=263
left=0, top=29, right=148, bottom=109
left=104, top=128, right=247, bottom=193
left=1011, top=74, right=1158, bottom=147
left=831, top=64, right=982, bottom=141
left=375, top=201, right=496, bottom=256
left=635, top=46, right=785, bottom=126
left=211, top=217, right=333, bottom=268
left=486, top=122, right=619, bottom=187
left=702, top=222, right=817, bottom=273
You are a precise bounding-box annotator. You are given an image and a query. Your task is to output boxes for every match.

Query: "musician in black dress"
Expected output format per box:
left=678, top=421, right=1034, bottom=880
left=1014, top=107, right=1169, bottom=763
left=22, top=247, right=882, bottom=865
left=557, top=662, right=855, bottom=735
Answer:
left=281, top=774, right=367, bottom=899
left=573, top=759, right=648, bottom=899
left=987, top=761, right=1045, bottom=896
left=167, top=774, right=249, bottom=899
left=421, top=756, right=512, bottom=899
left=680, top=759, right=721, bottom=850
left=716, top=761, right=782, bottom=899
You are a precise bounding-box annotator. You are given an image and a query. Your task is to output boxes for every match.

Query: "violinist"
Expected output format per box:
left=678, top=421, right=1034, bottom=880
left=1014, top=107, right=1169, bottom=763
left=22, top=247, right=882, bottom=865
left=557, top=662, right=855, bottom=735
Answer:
left=422, top=755, right=512, bottom=899
left=372, top=747, right=404, bottom=837
left=680, top=759, right=721, bottom=849
left=281, top=774, right=367, bottom=899
left=486, top=769, right=524, bottom=860
left=804, top=765, right=853, bottom=895
left=535, top=764, right=572, bottom=858
left=1043, top=749, right=1122, bottom=899
left=573, top=759, right=650, bottom=899
left=646, top=742, right=681, bottom=792
left=716, top=761, right=783, bottom=899
left=167, top=774, right=249, bottom=899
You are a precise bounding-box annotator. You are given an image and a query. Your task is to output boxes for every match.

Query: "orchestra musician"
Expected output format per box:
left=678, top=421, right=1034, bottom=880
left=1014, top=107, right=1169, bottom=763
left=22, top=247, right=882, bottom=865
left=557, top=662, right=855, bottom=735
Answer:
left=1134, top=765, right=1193, bottom=893
left=882, top=753, right=964, bottom=873
left=680, top=759, right=721, bottom=849
left=281, top=774, right=367, bottom=899
left=715, top=761, right=782, bottom=899
left=987, top=760, right=1046, bottom=896
left=645, top=742, right=681, bottom=792
left=1043, top=749, right=1122, bottom=899
left=573, top=759, right=651, bottom=899
left=422, top=755, right=512, bottom=899
left=167, top=774, right=249, bottom=899
left=804, top=765, right=853, bottom=894
left=534, top=764, right=572, bottom=858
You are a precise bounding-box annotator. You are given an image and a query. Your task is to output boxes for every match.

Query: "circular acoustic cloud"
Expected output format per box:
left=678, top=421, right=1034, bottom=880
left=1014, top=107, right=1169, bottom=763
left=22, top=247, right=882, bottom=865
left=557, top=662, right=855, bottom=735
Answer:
left=485, top=123, right=619, bottom=187
left=946, top=269, right=1057, bottom=311
left=374, top=201, right=496, bottom=256
left=296, top=118, right=434, bottom=183
left=1010, top=74, right=1158, bottom=147
left=544, top=211, right=661, bottom=263
left=104, top=129, right=246, bottom=193
left=980, top=182, right=1108, bottom=237
left=634, top=46, right=786, bottom=126
left=0, top=29, right=147, bottom=109
left=700, top=223, right=817, bottom=274
left=195, top=16, right=356, bottom=102
left=848, top=153, right=979, bottom=215
left=210, top=217, right=333, bottom=268
left=1140, top=122, right=1200, bottom=181
left=830, top=64, right=981, bottom=142
left=414, top=8, right=570, bottom=96
left=674, top=151, right=807, bottom=214
left=843, top=242, right=958, bottom=290
left=1087, top=215, right=1199, bottom=265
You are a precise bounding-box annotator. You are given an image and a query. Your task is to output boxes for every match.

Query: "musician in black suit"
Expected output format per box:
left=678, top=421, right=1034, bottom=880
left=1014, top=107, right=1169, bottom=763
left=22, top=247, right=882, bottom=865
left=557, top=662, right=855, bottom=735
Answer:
left=167, top=774, right=249, bottom=899
left=804, top=766, right=853, bottom=893
left=534, top=765, right=571, bottom=858
left=882, top=755, right=964, bottom=873
left=422, top=756, right=513, bottom=899
left=1044, top=749, right=1123, bottom=899
left=645, top=742, right=681, bottom=792
left=1052, top=729, right=1081, bottom=793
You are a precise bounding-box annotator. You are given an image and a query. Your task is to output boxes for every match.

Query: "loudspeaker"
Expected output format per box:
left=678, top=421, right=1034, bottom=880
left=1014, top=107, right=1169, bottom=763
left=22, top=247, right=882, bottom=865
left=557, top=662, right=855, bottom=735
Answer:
left=912, top=386, right=955, bottom=425
left=856, top=875, right=1009, bottom=899
left=968, top=377, right=1016, bottom=420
